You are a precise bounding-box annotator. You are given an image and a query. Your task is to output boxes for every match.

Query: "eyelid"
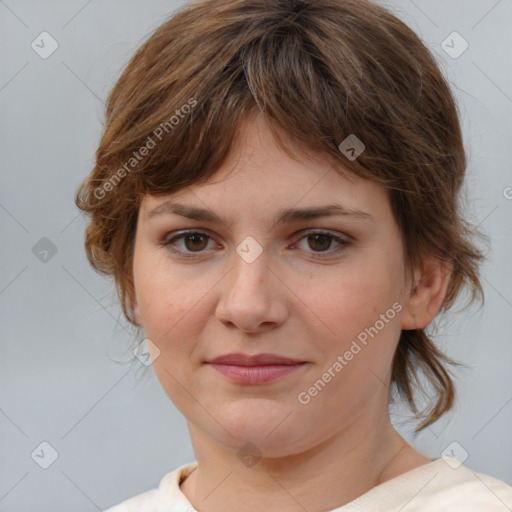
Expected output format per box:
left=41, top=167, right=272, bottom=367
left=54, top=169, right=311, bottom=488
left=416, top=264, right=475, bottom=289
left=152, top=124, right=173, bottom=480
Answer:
left=162, top=229, right=219, bottom=258
left=161, top=228, right=352, bottom=258
left=290, top=229, right=352, bottom=257
left=295, top=228, right=352, bottom=242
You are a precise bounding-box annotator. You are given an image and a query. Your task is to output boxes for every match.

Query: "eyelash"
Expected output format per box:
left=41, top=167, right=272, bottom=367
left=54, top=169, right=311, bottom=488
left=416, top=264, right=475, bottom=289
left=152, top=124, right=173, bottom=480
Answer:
left=160, top=229, right=352, bottom=259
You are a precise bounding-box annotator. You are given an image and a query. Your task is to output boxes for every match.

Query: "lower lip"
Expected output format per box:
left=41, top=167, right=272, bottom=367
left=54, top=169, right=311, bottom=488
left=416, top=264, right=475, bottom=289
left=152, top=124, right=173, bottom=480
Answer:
left=207, top=363, right=306, bottom=384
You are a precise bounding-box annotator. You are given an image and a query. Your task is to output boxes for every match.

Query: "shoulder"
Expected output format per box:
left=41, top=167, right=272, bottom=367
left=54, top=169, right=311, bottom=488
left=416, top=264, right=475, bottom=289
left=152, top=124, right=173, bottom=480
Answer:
left=102, top=461, right=198, bottom=512
left=103, top=488, right=159, bottom=512
left=410, top=458, right=512, bottom=510
left=349, top=457, right=512, bottom=511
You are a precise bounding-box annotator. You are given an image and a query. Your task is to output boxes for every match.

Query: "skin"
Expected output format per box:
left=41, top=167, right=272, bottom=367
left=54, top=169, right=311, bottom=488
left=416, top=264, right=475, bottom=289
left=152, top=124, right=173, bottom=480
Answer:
left=131, top=112, right=452, bottom=512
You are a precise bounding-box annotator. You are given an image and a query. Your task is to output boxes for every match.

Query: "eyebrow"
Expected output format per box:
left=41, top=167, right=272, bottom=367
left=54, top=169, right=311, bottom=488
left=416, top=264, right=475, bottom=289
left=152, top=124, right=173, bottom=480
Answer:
left=146, top=201, right=375, bottom=228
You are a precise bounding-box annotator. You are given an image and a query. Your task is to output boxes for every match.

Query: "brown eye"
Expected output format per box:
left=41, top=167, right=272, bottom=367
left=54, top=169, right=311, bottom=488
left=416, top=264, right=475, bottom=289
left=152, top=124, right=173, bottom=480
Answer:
left=163, top=230, right=216, bottom=257
left=307, top=234, right=333, bottom=252
left=183, top=233, right=209, bottom=251
left=294, top=230, right=351, bottom=257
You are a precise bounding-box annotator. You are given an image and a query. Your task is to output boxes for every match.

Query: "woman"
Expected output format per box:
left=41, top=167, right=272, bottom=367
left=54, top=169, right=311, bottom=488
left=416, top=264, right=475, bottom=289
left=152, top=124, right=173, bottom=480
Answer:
left=75, top=0, right=512, bottom=510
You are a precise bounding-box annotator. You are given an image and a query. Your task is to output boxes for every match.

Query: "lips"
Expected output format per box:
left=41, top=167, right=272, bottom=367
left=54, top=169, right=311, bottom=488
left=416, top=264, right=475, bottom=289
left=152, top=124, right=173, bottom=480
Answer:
left=206, top=352, right=304, bottom=366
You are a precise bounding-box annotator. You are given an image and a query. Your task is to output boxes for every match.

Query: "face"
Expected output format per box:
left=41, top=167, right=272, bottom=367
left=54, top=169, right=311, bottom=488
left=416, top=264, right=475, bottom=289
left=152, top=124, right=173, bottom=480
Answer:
left=132, top=114, right=415, bottom=456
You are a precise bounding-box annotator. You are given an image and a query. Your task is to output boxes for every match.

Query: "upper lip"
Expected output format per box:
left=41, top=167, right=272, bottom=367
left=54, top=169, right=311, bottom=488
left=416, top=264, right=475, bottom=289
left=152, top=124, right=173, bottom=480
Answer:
left=206, top=353, right=305, bottom=366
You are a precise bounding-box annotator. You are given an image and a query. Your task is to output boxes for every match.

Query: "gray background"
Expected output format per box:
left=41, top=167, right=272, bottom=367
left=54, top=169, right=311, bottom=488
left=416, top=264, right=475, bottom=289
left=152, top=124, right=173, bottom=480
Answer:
left=0, top=0, right=511, bottom=510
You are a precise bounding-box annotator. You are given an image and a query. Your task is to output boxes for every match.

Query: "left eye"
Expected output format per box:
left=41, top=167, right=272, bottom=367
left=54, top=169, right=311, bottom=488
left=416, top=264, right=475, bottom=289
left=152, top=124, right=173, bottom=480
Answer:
left=293, top=231, right=349, bottom=254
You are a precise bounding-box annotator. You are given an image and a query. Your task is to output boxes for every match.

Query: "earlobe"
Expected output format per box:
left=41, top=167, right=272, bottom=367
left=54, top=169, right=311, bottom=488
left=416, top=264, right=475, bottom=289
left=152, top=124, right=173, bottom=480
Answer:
left=400, top=258, right=452, bottom=330
left=131, top=295, right=143, bottom=326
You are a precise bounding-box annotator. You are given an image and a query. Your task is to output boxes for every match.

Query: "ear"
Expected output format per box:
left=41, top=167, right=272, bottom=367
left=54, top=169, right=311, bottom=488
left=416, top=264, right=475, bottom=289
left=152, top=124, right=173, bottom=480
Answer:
left=401, top=257, right=452, bottom=330
left=130, top=291, right=143, bottom=326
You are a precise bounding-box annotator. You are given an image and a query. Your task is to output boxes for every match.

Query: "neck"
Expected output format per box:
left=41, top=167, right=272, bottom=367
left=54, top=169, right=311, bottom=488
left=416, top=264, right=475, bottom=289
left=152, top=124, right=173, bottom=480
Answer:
left=180, top=404, right=429, bottom=512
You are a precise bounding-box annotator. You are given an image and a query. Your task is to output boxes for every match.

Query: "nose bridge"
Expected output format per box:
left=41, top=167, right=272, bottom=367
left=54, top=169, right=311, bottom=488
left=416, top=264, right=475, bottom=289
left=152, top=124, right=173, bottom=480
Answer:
left=230, top=238, right=269, bottom=295
left=215, top=237, right=287, bottom=331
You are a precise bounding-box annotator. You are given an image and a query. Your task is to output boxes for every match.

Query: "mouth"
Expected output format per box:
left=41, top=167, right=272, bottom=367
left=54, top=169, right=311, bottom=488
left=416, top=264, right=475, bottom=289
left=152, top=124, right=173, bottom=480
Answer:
left=206, top=362, right=307, bottom=385
left=206, top=352, right=305, bottom=366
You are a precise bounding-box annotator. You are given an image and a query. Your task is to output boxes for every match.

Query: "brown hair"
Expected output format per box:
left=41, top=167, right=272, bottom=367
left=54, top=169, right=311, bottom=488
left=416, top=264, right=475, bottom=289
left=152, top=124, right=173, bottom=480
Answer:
left=75, top=0, right=486, bottom=431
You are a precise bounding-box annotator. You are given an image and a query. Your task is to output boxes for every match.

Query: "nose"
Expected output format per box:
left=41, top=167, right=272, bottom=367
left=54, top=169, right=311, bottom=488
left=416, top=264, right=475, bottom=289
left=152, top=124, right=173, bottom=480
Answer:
left=215, top=247, right=288, bottom=333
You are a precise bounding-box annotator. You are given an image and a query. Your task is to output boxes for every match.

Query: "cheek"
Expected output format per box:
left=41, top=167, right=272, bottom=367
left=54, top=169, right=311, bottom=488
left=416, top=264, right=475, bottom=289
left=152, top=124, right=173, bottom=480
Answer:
left=305, top=259, right=401, bottom=337
left=302, top=258, right=404, bottom=389
left=133, top=253, right=217, bottom=366
left=134, top=246, right=195, bottom=326
left=138, top=277, right=198, bottom=339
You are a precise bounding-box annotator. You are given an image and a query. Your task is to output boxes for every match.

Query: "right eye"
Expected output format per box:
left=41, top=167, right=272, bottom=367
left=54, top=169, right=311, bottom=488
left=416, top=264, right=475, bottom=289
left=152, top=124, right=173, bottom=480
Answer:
left=161, top=230, right=218, bottom=257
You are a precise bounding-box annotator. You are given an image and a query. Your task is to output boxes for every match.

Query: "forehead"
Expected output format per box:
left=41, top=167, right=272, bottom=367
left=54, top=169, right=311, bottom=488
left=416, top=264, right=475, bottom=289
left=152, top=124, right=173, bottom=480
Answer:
left=140, top=115, right=391, bottom=223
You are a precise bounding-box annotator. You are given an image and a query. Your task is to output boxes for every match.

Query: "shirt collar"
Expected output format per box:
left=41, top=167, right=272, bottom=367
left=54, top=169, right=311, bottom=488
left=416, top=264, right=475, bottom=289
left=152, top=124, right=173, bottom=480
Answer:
left=157, top=460, right=198, bottom=512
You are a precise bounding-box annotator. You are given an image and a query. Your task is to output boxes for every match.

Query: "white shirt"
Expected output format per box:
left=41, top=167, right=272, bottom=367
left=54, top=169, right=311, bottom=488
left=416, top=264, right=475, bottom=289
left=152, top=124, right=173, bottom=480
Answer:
left=104, top=456, right=512, bottom=511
